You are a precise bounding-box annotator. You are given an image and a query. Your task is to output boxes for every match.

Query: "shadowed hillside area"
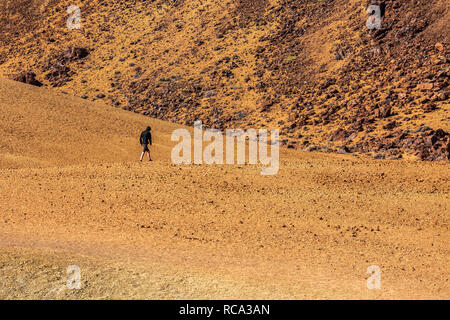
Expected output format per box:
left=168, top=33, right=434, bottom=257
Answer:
left=0, top=0, right=449, bottom=160
left=0, top=1, right=449, bottom=300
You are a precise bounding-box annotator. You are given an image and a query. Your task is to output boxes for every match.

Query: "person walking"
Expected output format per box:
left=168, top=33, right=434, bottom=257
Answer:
left=139, top=126, right=152, bottom=162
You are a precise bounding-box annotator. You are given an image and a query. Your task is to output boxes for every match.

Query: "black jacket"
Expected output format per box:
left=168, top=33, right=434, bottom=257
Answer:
left=140, top=130, right=152, bottom=145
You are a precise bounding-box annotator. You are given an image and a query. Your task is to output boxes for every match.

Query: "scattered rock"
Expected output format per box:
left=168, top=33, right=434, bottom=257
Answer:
left=435, top=43, right=444, bottom=51
left=375, top=106, right=392, bottom=118
left=383, top=121, right=398, bottom=130
left=416, top=83, right=434, bottom=91
left=62, top=47, right=89, bottom=62
left=8, top=71, right=42, bottom=87
left=329, top=128, right=348, bottom=141
left=45, top=64, right=71, bottom=87
left=337, top=146, right=350, bottom=154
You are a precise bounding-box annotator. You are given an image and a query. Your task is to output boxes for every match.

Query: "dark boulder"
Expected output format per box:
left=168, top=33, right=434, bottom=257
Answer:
left=8, top=71, right=42, bottom=87
left=62, top=47, right=89, bottom=62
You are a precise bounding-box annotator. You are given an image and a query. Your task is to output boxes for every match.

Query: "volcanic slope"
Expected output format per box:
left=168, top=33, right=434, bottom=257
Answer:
left=1, top=0, right=449, bottom=160
left=0, top=79, right=449, bottom=299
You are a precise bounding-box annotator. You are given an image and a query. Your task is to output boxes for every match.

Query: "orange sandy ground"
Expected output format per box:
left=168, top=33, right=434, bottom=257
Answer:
left=0, top=79, right=448, bottom=299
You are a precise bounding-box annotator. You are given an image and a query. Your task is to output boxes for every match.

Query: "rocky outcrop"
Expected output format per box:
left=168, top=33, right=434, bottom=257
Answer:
left=8, top=71, right=42, bottom=87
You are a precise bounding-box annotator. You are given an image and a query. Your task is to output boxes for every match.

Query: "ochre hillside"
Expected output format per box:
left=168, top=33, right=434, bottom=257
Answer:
left=0, top=0, right=449, bottom=160
left=0, top=78, right=177, bottom=168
